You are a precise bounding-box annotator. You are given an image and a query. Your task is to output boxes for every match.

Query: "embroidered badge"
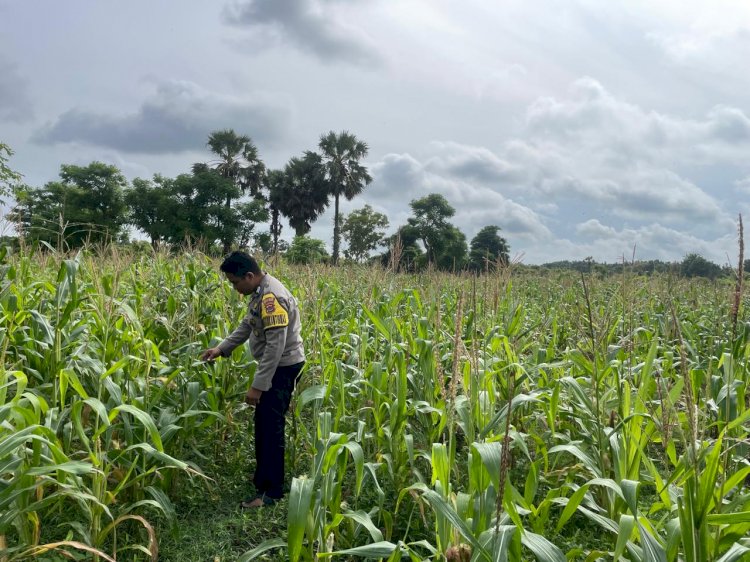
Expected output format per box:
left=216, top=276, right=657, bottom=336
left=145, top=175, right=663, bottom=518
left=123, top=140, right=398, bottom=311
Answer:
left=261, top=293, right=289, bottom=329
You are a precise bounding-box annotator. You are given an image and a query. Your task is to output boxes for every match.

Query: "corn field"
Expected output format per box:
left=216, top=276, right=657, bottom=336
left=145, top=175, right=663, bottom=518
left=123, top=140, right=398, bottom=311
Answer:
left=1, top=247, right=750, bottom=561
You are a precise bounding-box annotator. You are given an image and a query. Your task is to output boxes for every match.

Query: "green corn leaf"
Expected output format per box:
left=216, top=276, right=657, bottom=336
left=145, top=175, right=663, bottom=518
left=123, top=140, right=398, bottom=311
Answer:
left=342, top=441, right=365, bottom=495
left=477, top=526, right=516, bottom=562
left=697, top=435, right=723, bottom=516
left=407, top=484, right=489, bottom=560
left=25, top=461, right=93, bottom=476
left=707, top=511, right=750, bottom=524
left=471, top=442, right=502, bottom=490
left=479, top=394, right=542, bottom=438
left=30, top=310, right=54, bottom=345
left=237, top=538, right=286, bottom=562
left=364, top=306, right=392, bottom=342
left=110, top=404, right=164, bottom=451
left=665, top=517, right=681, bottom=562
left=296, top=385, right=327, bottom=414
left=726, top=406, right=750, bottom=431
left=548, top=445, right=601, bottom=478
left=288, top=476, right=315, bottom=562
left=621, top=479, right=640, bottom=515
left=520, top=531, right=566, bottom=562
left=716, top=542, right=750, bottom=562
left=146, top=486, right=178, bottom=534
left=614, top=514, right=635, bottom=561
left=60, top=368, right=89, bottom=402
left=555, top=483, right=590, bottom=532
left=342, top=510, right=383, bottom=542
left=431, top=443, right=451, bottom=491
left=638, top=521, right=667, bottom=562
left=318, top=541, right=399, bottom=558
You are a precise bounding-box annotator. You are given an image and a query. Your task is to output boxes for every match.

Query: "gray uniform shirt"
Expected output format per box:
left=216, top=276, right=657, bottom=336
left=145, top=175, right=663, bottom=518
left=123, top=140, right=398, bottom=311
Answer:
left=217, top=273, right=305, bottom=391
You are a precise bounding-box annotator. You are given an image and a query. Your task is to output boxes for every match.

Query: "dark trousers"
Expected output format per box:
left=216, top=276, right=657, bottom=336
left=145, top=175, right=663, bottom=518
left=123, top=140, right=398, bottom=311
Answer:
left=253, top=361, right=304, bottom=499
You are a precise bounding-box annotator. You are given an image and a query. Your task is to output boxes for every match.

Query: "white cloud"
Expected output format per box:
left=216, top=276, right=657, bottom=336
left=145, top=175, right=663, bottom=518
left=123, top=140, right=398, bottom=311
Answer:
left=365, top=149, right=553, bottom=242
left=736, top=177, right=750, bottom=194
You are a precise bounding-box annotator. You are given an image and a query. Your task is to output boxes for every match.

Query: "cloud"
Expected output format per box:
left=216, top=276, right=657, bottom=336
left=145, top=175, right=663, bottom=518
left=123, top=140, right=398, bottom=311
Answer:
left=736, top=176, right=750, bottom=194
left=423, top=141, right=522, bottom=185
left=648, top=25, right=750, bottom=73
left=565, top=219, right=735, bottom=264
left=354, top=77, right=747, bottom=262
left=32, top=80, right=290, bottom=154
left=223, top=0, right=380, bottom=65
left=367, top=150, right=553, bottom=242
left=0, top=58, right=33, bottom=123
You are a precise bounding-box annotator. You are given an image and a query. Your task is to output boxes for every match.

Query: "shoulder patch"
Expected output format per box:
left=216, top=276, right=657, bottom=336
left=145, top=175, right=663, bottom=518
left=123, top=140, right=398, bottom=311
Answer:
left=261, top=293, right=289, bottom=330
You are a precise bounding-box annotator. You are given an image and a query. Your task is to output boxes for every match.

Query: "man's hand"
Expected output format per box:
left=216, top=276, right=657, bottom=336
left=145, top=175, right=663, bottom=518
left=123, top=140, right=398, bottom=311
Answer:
left=201, top=347, right=222, bottom=362
left=245, top=387, right=263, bottom=406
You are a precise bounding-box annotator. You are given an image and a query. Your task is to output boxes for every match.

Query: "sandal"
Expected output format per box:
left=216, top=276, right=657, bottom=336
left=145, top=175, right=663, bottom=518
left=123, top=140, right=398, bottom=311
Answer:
left=240, top=493, right=278, bottom=509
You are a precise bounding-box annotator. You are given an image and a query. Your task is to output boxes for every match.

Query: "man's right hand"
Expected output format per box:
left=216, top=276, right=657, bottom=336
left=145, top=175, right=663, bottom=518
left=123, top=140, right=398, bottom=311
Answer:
left=201, top=347, right=223, bottom=362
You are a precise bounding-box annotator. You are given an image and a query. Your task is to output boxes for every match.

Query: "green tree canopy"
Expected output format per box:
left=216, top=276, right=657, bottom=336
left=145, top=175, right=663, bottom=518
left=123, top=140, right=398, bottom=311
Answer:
left=165, top=169, right=241, bottom=248
left=286, top=235, right=329, bottom=264
left=277, top=152, right=330, bottom=237
left=318, top=131, right=372, bottom=265
left=381, top=224, right=424, bottom=272
left=405, top=193, right=468, bottom=270
left=0, top=142, right=22, bottom=204
left=341, top=204, right=389, bottom=262
left=201, top=129, right=266, bottom=252
left=435, top=226, right=468, bottom=271
left=125, top=176, right=174, bottom=249
left=681, top=253, right=722, bottom=279
left=11, top=162, right=127, bottom=249
left=469, top=225, right=510, bottom=271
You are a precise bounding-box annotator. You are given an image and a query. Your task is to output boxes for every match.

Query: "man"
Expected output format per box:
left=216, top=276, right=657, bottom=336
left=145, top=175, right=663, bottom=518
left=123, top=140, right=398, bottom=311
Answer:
left=202, top=251, right=305, bottom=508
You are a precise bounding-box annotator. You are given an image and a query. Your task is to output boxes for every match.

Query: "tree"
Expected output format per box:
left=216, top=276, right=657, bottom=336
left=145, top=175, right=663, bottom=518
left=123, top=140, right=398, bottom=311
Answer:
left=265, top=169, right=286, bottom=254
left=0, top=142, right=22, bottom=204
left=277, top=152, right=330, bottom=237
left=405, top=193, right=468, bottom=270
left=436, top=226, right=468, bottom=271
left=286, top=235, right=329, bottom=264
left=469, top=225, right=510, bottom=271
left=125, top=176, right=174, bottom=249
left=341, top=204, right=389, bottom=262
left=318, top=131, right=372, bottom=265
left=235, top=199, right=270, bottom=248
left=381, top=224, right=423, bottom=272
left=681, top=253, right=722, bottom=279
left=203, top=129, right=266, bottom=252
left=10, top=162, right=127, bottom=249
left=167, top=169, right=239, bottom=248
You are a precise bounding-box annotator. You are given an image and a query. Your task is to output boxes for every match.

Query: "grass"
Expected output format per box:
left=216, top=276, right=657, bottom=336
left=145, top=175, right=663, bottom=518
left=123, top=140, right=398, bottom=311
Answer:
left=156, top=423, right=290, bottom=562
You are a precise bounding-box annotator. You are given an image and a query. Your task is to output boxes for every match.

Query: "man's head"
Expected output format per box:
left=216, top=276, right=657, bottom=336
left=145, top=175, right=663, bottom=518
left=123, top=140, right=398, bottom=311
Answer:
left=220, top=251, right=263, bottom=295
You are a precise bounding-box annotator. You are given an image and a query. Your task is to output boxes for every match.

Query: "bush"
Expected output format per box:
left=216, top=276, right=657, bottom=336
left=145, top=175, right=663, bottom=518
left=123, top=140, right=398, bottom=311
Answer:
left=285, top=235, right=329, bottom=264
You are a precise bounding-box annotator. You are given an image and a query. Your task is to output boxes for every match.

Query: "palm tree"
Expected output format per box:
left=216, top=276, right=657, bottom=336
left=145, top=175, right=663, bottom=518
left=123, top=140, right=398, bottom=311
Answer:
left=203, top=129, right=266, bottom=252
left=277, top=152, right=330, bottom=237
left=265, top=169, right=285, bottom=254
left=318, top=131, right=372, bottom=265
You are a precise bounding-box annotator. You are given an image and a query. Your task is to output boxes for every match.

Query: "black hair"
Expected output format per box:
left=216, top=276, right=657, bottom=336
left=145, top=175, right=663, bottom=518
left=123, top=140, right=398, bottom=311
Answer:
left=220, top=251, right=262, bottom=276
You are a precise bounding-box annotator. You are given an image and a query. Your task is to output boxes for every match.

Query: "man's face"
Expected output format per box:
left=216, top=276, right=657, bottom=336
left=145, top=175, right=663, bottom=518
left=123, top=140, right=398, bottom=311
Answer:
left=225, top=271, right=258, bottom=296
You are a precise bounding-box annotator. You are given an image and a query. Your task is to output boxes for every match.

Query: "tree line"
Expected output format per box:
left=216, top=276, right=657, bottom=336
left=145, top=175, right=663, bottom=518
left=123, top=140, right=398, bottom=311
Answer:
left=2, top=131, right=511, bottom=271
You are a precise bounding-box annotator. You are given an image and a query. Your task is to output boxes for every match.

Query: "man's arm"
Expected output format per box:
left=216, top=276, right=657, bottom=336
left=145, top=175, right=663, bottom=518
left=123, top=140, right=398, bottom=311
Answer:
left=216, top=318, right=253, bottom=357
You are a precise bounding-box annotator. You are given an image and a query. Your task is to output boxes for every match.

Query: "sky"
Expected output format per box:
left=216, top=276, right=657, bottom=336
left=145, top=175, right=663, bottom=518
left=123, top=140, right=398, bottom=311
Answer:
left=1, top=0, right=750, bottom=264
